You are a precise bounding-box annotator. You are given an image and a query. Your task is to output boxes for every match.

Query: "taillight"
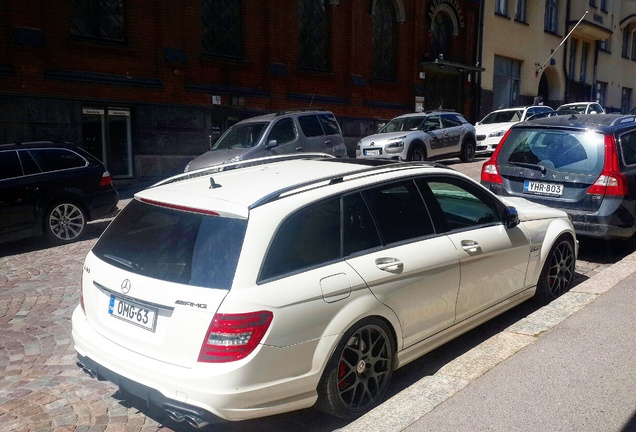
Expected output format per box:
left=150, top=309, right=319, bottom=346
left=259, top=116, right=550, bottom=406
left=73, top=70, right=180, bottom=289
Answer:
left=198, top=311, right=273, bottom=363
left=587, top=135, right=628, bottom=196
left=480, top=129, right=512, bottom=185
left=99, top=171, right=113, bottom=187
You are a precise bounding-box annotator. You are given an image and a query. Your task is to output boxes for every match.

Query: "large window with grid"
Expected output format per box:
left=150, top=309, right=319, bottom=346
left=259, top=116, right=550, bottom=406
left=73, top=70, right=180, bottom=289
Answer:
left=298, top=0, right=330, bottom=71
left=372, top=0, right=397, bottom=81
left=201, top=0, right=243, bottom=59
left=70, top=0, right=126, bottom=42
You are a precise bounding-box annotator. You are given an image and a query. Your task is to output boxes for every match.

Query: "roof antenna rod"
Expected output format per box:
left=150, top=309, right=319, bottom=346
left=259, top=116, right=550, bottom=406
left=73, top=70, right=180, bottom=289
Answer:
left=309, top=94, right=314, bottom=109
left=536, top=10, right=588, bottom=75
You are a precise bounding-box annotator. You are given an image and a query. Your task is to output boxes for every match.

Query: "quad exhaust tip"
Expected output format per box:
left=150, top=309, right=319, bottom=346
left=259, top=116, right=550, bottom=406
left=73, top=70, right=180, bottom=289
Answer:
left=76, top=361, right=97, bottom=379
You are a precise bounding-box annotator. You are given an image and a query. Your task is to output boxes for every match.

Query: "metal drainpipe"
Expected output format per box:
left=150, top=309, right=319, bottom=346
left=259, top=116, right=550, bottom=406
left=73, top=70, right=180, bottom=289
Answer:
left=563, top=0, right=571, bottom=103
left=477, top=0, right=485, bottom=119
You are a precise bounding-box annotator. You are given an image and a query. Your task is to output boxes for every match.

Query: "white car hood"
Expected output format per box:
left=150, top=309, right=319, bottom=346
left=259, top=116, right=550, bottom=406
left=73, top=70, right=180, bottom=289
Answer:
left=358, top=131, right=422, bottom=145
left=475, top=122, right=516, bottom=135
left=502, top=196, right=568, bottom=221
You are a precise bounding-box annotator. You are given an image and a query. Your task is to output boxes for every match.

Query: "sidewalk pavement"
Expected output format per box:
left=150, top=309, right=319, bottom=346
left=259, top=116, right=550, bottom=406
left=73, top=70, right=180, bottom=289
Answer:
left=339, top=251, right=636, bottom=432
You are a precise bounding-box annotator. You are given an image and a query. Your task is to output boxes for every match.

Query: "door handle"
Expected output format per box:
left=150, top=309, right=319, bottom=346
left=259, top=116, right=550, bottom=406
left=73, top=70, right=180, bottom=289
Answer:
left=325, top=140, right=332, bottom=146
left=375, top=257, right=404, bottom=273
left=461, top=240, right=482, bottom=254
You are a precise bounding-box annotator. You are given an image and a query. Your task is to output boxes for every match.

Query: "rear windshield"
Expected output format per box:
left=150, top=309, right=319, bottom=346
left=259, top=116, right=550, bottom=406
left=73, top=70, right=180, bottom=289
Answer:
left=497, top=128, right=605, bottom=175
left=92, top=199, right=247, bottom=290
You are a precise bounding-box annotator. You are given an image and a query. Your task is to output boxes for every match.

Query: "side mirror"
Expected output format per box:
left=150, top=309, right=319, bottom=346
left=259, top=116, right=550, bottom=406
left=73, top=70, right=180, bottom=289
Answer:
left=505, top=206, right=520, bottom=229
left=266, top=139, right=278, bottom=149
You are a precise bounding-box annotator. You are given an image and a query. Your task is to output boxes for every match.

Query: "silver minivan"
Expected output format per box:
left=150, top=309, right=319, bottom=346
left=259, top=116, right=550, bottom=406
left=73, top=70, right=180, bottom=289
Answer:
left=184, top=109, right=348, bottom=171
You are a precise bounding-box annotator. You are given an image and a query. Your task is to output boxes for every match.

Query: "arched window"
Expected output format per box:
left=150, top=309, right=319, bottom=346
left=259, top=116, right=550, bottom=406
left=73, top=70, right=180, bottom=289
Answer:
left=372, top=0, right=398, bottom=81
left=430, top=11, right=453, bottom=60
left=201, top=0, right=243, bottom=59
left=299, top=0, right=330, bottom=71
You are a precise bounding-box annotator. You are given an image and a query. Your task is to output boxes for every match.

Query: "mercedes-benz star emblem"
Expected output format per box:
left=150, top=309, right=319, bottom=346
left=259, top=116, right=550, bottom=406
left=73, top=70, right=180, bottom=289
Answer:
left=121, top=279, right=131, bottom=294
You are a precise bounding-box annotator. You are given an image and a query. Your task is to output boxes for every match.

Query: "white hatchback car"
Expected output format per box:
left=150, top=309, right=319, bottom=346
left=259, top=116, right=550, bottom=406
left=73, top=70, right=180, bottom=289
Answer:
left=556, top=102, right=606, bottom=114
left=72, top=154, right=577, bottom=426
left=475, top=105, right=555, bottom=155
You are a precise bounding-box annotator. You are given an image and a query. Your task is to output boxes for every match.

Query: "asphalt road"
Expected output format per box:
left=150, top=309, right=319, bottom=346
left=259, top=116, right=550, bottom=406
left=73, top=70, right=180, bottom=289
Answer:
left=0, top=156, right=631, bottom=432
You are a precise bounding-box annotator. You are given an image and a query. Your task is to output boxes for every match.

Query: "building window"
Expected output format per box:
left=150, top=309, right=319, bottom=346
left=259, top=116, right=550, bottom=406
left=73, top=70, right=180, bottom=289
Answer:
left=493, top=56, right=521, bottom=108
left=298, top=0, right=330, bottom=72
left=569, top=39, right=577, bottom=80
left=580, top=42, right=588, bottom=82
left=599, top=38, right=610, bottom=53
left=201, top=0, right=243, bottom=59
left=596, top=81, right=607, bottom=108
left=372, top=0, right=397, bottom=81
left=496, top=0, right=508, bottom=16
left=70, top=0, right=126, bottom=42
left=622, top=87, right=632, bottom=114
left=430, top=10, right=453, bottom=60
left=589, top=0, right=596, bottom=7
left=623, top=27, right=630, bottom=58
left=632, top=33, right=636, bottom=60
left=600, top=0, right=608, bottom=12
left=544, top=0, right=558, bottom=33
left=514, top=0, right=527, bottom=22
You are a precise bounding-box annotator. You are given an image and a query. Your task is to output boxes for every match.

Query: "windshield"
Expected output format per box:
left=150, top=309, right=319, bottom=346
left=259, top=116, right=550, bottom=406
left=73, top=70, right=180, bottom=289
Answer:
left=92, top=200, right=247, bottom=290
left=212, top=122, right=268, bottom=150
left=479, top=110, right=523, bottom=124
left=379, top=116, right=425, bottom=133
left=497, top=128, right=605, bottom=175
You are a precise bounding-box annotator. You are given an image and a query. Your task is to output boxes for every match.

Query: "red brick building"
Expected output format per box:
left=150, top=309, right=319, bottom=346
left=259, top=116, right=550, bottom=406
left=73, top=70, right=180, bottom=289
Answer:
left=1, top=0, right=482, bottom=179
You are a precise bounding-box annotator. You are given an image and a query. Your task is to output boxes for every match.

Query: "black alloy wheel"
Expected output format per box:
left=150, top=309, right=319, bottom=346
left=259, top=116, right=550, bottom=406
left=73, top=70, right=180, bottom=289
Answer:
left=536, top=235, right=575, bottom=303
left=460, top=139, right=476, bottom=162
left=316, top=319, right=394, bottom=419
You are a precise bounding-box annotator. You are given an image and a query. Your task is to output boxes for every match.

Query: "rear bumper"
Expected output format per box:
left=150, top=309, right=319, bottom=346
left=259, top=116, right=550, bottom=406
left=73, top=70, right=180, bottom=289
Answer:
left=87, top=188, right=120, bottom=220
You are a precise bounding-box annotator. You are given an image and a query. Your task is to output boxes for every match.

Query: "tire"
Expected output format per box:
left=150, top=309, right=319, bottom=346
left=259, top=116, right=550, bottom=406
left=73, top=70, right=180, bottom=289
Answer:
left=535, top=235, right=575, bottom=304
left=460, top=139, right=476, bottom=162
left=316, top=319, right=395, bottom=419
left=407, top=143, right=427, bottom=161
left=44, top=201, right=87, bottom=244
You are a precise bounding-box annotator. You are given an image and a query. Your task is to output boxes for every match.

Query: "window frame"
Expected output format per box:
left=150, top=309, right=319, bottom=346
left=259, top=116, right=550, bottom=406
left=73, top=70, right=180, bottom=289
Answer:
left=201, top=0, right=243, bottom=59
left=298, top=0, right=330, bottom=72
left=69, top=0, right=127, bottom=43
left=544, top=0, right=559, bottom=34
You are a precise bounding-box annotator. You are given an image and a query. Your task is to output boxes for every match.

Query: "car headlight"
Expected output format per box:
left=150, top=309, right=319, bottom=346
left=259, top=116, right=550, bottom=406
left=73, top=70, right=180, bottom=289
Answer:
left=488, top=130, right=506, bottom=138
left=224, top=155, right=243, bottom=164
left=385, top=142, right=405, bottom=153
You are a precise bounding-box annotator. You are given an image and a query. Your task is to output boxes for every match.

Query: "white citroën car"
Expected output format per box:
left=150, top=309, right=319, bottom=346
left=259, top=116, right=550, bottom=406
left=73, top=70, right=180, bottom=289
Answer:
left=72, top=154, right=577, bottom=427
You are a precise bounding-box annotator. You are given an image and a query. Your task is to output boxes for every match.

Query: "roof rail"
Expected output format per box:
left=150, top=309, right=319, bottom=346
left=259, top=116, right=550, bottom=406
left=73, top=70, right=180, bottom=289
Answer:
left=610, top=115, right=636, bottom=126
left=274, top=108, right=327, bottom=116
left=153, top=153, right=338, bottom=188
left=249, top=160, right=451, bottom=209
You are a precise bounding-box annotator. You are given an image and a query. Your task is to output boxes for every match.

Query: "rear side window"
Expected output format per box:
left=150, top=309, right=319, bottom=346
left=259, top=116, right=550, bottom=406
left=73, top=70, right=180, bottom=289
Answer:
left=620, top=130, right=636, bottom=166
left=442, top=114, right=462, bottom=127
left=29, top=148, right=87, bottom=172
left=498, top=129, right=605, bottom=175
left=0, top=150, right=23, bottom=180
left=319, top=113, right=341, bottom=135
left=92, top=200, right=247, bottom=290
left=298, top=114, right=324, bottom=137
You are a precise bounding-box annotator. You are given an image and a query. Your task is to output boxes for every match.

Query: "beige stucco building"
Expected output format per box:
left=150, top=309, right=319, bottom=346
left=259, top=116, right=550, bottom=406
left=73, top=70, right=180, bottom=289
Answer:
left=478, top=0, right=636, bottom=117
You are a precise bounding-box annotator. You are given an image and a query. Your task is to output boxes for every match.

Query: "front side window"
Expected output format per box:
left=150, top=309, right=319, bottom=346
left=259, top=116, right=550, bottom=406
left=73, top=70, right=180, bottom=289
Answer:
left=92, top=199, right=247, bottom=289
left=379, top=116, right=425, bottom=133
left=372, top=0, right=397, bottom=81
left=267, top=118, right=297, bottom=145
left=544, top=0, right=558, bottom=33
left=70, top=0, right=126, bottom=42
left=424, top=179, right=501, bottom=231
left=298, top=0, right=329, bottom=71
left=201, top=0, right=242, bottom=58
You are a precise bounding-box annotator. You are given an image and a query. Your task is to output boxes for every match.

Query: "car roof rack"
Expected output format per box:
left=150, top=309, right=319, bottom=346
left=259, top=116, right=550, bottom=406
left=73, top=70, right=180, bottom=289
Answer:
left=249, top=160, right=451, bottom=210
left=274, top=108, right=327, bottom=116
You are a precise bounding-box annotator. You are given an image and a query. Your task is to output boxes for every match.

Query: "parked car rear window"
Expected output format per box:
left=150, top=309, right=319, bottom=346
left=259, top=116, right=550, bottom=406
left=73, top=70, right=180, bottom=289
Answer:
left=29, top=148, right=87, bottom=172
left=620, top=130, right=636, bottom=166
left=92, top=200, right=247, bottom=290
left=497, top=129, right=605, bottom=175
left=0, top=150, right=22, bottom=180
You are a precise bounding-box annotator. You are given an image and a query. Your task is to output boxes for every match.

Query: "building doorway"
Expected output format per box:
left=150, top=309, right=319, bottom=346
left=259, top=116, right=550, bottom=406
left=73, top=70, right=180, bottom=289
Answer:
left=82, top=107, right=133, bottom=178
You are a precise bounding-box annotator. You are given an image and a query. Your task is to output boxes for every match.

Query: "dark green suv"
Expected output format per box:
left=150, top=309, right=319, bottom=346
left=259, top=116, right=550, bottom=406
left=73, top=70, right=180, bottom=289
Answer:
left=481, top=114, right=636, bottom=245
